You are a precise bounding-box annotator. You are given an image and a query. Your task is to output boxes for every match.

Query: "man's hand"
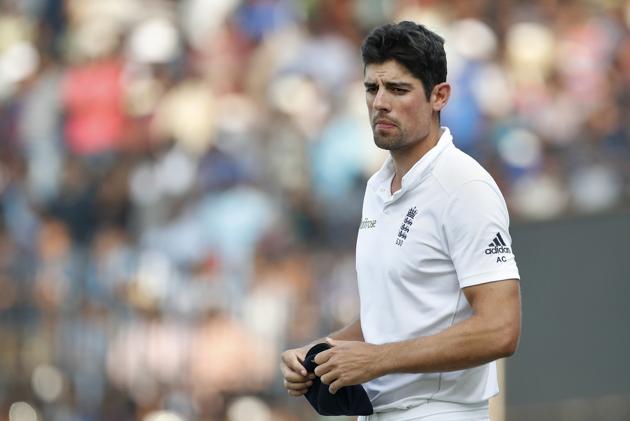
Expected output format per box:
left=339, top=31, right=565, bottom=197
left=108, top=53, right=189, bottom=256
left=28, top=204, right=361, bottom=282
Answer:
left=280, top=345, right=315, bottom=397
left=313, top=338, right=382, bottom=394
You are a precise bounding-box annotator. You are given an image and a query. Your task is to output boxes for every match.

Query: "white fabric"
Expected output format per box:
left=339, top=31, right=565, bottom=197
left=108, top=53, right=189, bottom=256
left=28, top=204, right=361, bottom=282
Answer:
left=357, top=399, right=488, bottom=420
left=356, top=127, right=519, bottom=412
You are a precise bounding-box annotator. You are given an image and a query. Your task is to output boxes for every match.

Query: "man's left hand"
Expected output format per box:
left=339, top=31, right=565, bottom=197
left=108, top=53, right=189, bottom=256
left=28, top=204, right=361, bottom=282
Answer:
left=313, top=338, right=383, bottom=394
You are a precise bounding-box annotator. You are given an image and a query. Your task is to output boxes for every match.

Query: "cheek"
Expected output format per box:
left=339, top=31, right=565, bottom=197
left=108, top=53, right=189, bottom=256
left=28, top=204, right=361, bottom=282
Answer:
left=411, top=102, right=431, bottom=122
left=404, top=105, right=430, bottom=134
left=366, top=98, right=374, bottom=116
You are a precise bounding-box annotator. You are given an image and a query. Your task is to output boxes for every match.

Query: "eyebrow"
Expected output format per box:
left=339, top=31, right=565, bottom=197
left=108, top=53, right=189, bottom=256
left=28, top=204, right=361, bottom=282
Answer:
left=363, top=81, right=414, bottom=90
left=386, top=81, right=413, bottom=89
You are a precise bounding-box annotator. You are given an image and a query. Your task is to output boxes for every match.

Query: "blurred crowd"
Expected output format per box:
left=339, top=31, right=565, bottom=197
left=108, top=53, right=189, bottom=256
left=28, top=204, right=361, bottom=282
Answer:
left=0, top=0, right=629, bottom=420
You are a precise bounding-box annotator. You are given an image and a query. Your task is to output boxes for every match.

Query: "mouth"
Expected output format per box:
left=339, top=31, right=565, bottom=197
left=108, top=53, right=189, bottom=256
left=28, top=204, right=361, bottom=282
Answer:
left=374, top=119, right=397, bottom=130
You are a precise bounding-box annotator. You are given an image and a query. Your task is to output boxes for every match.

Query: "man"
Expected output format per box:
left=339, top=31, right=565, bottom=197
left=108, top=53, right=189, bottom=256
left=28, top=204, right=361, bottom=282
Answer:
left=281, top=21, right=521, bottom=421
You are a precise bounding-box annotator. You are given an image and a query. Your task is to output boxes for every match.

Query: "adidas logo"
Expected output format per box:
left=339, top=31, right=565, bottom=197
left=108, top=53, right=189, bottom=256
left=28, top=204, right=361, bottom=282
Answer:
left=484, top=232, right=511, bottom=255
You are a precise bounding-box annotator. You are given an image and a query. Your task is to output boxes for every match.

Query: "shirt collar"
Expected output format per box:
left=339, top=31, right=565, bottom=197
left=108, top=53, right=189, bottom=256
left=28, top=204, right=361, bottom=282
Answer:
left=371, top=127, right=453, bottom=203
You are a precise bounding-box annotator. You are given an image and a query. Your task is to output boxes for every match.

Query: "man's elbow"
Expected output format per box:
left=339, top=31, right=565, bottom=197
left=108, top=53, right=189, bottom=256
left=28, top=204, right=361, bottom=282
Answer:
left=496, top=323, right=520, bottom=358
left=498, top=335, right=519, bottom=358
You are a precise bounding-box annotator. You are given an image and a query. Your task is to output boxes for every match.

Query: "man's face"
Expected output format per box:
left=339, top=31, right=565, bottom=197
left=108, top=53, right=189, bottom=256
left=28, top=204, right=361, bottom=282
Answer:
left=364, top=60, right=434, bottom=151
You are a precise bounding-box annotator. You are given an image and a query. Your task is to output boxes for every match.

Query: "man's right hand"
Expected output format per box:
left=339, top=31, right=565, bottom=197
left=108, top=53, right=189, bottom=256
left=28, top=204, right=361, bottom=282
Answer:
left=280, top=345, right=315, bottom=396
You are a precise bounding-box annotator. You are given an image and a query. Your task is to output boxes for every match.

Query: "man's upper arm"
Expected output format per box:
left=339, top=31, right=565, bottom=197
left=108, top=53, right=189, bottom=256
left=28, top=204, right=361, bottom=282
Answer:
left=463, top=279, right=522, bottom=356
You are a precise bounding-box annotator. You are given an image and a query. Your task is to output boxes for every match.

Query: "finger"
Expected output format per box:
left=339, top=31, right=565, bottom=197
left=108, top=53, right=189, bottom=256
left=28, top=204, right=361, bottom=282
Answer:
left=313, top=349, right=332, bottom=365
left=284, top=379, right=313, bottom=391
left=288, top=388, right=308, bottom=397
left=281, top=367, right=310, bottom=383
left=281, top=353, right=309, bottom=377
left=320, top=370, right=338, bottom=386
left=329, top=378, right=344, bottom=395
left=314, top=361, right=333, bottom=377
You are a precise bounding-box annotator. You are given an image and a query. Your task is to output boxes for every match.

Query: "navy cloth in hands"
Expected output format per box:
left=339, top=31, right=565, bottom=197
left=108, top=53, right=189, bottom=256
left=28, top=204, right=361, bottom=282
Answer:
left=301, top=342, right=374, bottom=416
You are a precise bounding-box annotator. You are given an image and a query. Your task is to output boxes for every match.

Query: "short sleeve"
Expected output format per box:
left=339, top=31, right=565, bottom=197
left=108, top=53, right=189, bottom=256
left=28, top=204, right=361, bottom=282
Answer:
left=442, top=180, right=520, bottom=288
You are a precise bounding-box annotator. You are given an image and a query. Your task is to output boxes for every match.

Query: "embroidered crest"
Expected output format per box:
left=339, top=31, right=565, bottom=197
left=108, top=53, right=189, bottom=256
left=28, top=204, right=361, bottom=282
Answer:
left=396, top=207, right=418, bottom=246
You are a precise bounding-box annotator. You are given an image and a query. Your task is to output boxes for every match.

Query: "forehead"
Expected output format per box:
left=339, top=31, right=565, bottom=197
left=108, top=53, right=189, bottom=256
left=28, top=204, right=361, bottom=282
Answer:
left=364, top=60, right=418, bottom=83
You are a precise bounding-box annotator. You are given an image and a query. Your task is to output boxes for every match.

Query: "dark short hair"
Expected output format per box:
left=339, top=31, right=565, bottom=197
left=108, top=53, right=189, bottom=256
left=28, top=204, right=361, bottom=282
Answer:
left=361, top=21, right=447, bottom=100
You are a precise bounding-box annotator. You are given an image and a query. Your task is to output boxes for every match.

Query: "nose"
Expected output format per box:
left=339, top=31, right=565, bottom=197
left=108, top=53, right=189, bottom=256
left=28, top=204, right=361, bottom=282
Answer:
left=372, top=88, right=391, bottom=112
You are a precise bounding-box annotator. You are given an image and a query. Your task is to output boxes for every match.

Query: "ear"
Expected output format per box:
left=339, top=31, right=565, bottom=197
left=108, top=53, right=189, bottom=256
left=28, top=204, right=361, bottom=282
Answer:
left=431, top=82, right=451, bottom=112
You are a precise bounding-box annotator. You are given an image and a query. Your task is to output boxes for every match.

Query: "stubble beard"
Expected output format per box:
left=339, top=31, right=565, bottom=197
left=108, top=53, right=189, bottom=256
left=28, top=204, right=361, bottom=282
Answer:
left=373, top=129, right=406, bottom=151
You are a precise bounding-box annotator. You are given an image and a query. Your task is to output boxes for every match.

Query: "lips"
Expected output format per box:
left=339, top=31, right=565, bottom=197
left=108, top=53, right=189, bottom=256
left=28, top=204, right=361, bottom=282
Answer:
left=374, top=119, right=397, bottom=129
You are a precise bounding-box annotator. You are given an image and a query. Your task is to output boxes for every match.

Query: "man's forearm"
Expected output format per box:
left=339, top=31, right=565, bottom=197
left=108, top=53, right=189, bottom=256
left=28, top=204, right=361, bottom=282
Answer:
left=375, top=312, right=518, bottom=376
left=311, top=317, right=364, bottom=345
left=370, top=279, right=521, bottom=377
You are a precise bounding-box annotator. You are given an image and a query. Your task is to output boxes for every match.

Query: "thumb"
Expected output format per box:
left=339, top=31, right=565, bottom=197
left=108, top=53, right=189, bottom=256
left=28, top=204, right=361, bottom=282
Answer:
left=326, top=337, right=339, bottom=347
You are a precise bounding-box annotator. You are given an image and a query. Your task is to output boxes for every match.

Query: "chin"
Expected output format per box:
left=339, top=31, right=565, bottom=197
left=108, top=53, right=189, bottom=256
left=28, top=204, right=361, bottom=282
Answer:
left=374, top=137, right=402, bottom=151
left=373, top=134, right=393, bottom=149
left=374, top=141, right=392, bottom=151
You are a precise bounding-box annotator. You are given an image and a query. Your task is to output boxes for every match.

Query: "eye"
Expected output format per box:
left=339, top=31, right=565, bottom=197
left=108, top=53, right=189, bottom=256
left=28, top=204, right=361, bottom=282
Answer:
left=392, top=87, right=407, bottom=94
left=365, top=84, right=377, bottom=94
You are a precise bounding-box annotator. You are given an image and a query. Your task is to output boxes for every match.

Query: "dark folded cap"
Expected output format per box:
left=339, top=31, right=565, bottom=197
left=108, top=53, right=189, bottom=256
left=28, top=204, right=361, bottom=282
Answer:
left=302, top=342, right=374, bottom=416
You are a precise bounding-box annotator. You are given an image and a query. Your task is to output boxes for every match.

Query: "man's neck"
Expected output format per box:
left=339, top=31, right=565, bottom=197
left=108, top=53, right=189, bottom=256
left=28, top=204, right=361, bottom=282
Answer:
left=390, top=125, right=442, bottom=194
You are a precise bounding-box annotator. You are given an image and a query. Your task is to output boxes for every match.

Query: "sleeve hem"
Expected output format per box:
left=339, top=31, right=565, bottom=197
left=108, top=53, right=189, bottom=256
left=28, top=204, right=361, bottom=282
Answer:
left=459, top=269, right=521, bottom=288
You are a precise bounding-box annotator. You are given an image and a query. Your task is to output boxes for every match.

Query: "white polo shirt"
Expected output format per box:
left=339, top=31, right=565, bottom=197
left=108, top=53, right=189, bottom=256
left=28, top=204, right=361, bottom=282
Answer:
left=356, top=127, right=520, bottom=412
